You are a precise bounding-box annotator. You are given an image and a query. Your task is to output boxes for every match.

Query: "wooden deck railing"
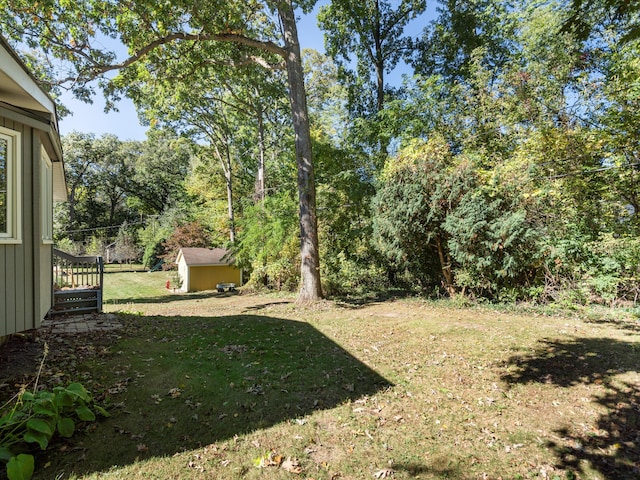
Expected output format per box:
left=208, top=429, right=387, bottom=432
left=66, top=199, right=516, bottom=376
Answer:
left=53, top=249, right=104, bottom=314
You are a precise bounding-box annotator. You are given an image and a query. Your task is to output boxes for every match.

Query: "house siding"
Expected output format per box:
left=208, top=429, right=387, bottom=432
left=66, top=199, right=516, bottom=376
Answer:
left=34, top=135, right=51, bottom=324
left=0, top=116, right=48, bottom=336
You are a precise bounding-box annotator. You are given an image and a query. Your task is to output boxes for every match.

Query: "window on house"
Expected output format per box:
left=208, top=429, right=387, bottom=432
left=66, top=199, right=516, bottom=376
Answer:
left=41, top=147, right=53, bottom=243
left=0, top=127, right=21, bottom=243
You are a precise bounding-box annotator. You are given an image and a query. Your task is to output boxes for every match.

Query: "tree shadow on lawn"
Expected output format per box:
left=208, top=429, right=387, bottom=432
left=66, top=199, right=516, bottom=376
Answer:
left=501, top=337, right=640, bottom=479
left=105, top=289, right=236, bottom=306
left=37, top=314, right=393, bottom=478
left=333, top=289, right=418, bottom=309
left=583, top=315, right=640, bottom=335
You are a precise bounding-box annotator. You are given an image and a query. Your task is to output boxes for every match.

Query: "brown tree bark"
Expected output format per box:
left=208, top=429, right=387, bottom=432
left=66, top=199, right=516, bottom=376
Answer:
left=255, top=101, right=266, bottom=203
left=435, top=233, right=455, bottom=296
left=277, top=0, right=323, bottom=302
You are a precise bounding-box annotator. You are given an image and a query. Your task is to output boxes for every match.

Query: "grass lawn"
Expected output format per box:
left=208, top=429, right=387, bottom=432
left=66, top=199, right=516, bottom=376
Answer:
left=16, top=273, right=640, bottom=478
left=103, top=263, right=147, bottom=273
left=103, top=270, right=175, bottom=307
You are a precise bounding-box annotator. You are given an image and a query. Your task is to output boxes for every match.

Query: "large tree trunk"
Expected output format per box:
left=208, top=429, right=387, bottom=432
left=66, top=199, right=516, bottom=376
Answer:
left=212, top=140, right=236, bottom=243
left=255, top=101, right=266, bottom=203
left=373, top=0, right=384, bottom=113
left=223, top=145, right=236, bottom=243
left=435, top=233, right=455, bottom=296
left=278, top=0, right=322, bottom=302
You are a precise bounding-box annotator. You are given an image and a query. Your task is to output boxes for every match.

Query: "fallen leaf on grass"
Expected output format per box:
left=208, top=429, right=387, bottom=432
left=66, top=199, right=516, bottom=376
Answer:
left=373, top=468, right=394, bottom=478
left=203, top=444, right=219, bottom=455
left=254, top=451, right=283, bottom=468
left=187, top=460, right=205, bottom=472
left=504, top=443, right=524, bottom=453
left=245, top=384, right=264, bottom=395
left=281, top=457, right=303, bottom=474
left=108, top=379, right=130, bottom=394
left=114, top=425, right=130, bottom=435
left=168, top=387, right=182, bottom=398
left=137, top=444, right=148, bottom=453
left=220, top=344, right=248, bottom=355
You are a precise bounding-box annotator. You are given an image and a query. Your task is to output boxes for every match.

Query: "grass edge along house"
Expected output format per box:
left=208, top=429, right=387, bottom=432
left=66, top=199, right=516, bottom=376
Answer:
left=0, top=35, right=67, bottom=338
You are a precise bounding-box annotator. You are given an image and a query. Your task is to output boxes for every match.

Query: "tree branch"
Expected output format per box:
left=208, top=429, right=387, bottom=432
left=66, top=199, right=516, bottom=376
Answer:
left=55, top=31, right=287, bottom=85
left=204, top=56, right=285, bottom=71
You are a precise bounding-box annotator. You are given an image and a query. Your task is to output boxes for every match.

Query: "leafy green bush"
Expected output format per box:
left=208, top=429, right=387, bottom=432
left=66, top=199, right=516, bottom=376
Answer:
left=444, top=190, right=542, bottom=298
left=321, top=250, right=389, bottom=296
left=0, top=382, right=108, bottom=480
left=543, top=232, right=640, bottom=307
left=54, top=238, right=83, bottom=256
left=372, top=137, right=467, bottom=292
left=584, top=233, right=640, bottom=305
left=234, top=192, right=300, bottom=290
left=372, top=137, right=544, bottom=299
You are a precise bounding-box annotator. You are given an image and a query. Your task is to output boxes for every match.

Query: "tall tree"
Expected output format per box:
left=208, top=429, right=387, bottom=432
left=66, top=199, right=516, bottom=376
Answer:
left=128, top=130, right=193, bottom=214
left=303, top=49, right=350, bottom=145
left=318, top=0, right=426, bottom=114
left=589, top=38, right=640, bottom=233
left=563, top=0, right=640, bottom=42
left=90, top=134, right=137, bottom=227
left=59, top=132, right=102, bottom=236
left=59, top=132, right=138, bottom=241
left=0, top=0, right=323, bottom=301
left=131, top=56, right=288, bottom=243
left=318, top=0, right=426, bottom=160
left=410, top=0, right=515, bottom=82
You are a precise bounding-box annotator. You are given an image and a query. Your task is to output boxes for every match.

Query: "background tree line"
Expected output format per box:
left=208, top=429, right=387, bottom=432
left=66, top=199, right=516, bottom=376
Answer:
left=3, top=0, right=639, bottom=306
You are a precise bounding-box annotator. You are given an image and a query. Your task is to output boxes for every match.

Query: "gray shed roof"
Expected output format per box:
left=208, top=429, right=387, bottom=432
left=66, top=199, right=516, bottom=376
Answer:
left=177, top=248, right=233, bottom=266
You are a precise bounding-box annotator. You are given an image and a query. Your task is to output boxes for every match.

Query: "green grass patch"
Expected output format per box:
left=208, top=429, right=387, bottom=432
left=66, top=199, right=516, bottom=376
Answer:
left=51, top=313, right=390, bottom=478
left=9, top=273, right=640, bottom=479
left=103, top=271, right=174, bottom=307
left=103, top=263, right=146, bottom=273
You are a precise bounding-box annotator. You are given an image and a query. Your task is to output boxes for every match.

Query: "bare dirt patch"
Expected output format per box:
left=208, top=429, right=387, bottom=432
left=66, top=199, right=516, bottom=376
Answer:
left=0, top=333, right=44, bottom=391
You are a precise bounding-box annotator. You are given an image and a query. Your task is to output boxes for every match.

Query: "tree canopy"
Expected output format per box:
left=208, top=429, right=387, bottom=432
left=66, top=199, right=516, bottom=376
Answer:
left=0, top=0, right=323, bottom=301
left=3, top=0, right=640, bottom=306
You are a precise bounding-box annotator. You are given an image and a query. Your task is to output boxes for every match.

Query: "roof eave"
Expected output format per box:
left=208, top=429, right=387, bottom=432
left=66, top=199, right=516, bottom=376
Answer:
left=0, top=37, right=58, bottom=117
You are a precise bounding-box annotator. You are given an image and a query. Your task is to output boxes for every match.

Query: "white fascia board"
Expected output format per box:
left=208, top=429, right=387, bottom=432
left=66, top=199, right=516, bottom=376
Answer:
left=0, top=41, right=57, bottom=116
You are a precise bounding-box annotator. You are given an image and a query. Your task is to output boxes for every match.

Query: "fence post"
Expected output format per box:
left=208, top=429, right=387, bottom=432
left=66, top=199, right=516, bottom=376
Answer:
left=97, top=256, right=104, bottom=312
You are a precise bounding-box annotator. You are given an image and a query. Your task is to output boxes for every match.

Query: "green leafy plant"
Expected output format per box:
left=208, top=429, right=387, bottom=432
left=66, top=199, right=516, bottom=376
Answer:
left=0, top=345, right=109, bottom=480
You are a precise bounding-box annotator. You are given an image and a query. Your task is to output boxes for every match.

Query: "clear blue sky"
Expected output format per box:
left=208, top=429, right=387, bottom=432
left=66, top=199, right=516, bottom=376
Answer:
left=57, top=4, right=429, bottom=141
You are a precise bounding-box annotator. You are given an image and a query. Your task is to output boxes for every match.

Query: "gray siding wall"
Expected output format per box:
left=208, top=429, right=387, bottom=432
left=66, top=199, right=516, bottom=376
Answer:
left=0, top=115, right=50, bottom=336
left=36, top=155, right=51, bottom=325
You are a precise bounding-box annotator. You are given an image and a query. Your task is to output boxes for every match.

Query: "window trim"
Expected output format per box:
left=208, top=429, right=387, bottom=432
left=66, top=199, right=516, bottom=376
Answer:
left=0, top=126, right=21, bottom=244
left=41, top=146, right=53, bottom=244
